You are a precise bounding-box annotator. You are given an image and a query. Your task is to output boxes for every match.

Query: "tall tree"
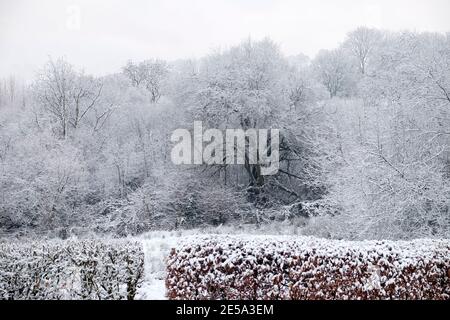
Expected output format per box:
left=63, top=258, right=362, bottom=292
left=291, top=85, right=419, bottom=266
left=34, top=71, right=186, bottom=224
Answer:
left=123, top=59, right=169, bottom=103
left=33, top=58, right=103, bottom=138
left=312, top=49, right=356, bottom=98
left=345, top=27, right=382, bottom=75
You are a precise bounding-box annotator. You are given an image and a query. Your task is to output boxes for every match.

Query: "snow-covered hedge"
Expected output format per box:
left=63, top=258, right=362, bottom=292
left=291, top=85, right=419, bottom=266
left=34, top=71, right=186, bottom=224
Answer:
left=0, top=240, right=144, bottom=300
left=166, top=236, right=450, bottom=300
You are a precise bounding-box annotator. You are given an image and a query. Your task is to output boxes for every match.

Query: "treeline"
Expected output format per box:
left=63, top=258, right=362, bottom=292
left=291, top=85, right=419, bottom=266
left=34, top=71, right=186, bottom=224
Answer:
left=0, top=28, right=449, bottom=239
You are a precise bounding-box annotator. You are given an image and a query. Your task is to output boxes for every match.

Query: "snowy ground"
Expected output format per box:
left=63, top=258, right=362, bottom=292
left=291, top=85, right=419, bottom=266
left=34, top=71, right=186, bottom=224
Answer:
left=134, top=233, right=175, bottom=299
left=134, top=231, right=200, bottom=300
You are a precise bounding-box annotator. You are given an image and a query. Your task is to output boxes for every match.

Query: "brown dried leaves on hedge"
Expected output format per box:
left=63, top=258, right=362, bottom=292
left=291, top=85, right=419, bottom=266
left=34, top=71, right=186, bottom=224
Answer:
left=166, top=236, right=450, bottom=300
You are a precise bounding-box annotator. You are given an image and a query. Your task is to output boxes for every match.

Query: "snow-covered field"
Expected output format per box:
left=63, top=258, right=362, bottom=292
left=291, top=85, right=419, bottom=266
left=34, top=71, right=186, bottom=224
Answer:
left=135, top=230, right=206, bottom=300
left=135, top=233, right=179, bottom=299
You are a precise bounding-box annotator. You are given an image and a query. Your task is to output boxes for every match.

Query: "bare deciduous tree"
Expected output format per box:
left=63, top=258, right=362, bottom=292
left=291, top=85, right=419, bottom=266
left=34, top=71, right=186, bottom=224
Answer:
left=123, top=59, right=169, bottom=103
left=33, top=58, right=103, bottom=138
left=345, top=27, right=382, bottom=75
left=312, top=49, right=355, bottom=98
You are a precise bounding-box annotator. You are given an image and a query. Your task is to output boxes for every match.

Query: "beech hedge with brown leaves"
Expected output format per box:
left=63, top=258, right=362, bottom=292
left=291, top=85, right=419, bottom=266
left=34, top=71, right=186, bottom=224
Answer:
left=0, top=240, right=144, bottom=300
left=166, top=236, right=450, bottom=300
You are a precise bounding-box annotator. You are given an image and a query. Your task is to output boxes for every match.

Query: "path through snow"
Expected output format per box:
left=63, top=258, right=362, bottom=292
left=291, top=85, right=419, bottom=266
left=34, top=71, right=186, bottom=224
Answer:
left=135, top=232, right=191, bottom=299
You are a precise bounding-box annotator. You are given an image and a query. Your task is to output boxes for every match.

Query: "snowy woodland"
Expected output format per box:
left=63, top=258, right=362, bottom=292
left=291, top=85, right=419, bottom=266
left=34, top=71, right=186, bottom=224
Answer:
left=1, top=27, right=450, bottom=241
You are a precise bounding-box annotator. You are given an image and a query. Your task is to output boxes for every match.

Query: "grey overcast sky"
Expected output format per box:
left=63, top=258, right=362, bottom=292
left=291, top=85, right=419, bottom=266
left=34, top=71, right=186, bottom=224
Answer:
left=1, top=0, right=450, bottom=80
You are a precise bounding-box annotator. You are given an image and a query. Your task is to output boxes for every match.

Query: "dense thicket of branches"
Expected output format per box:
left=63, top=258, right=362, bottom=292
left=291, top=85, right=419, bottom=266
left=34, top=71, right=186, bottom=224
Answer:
left=0, top=28, right=449, bottom=239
